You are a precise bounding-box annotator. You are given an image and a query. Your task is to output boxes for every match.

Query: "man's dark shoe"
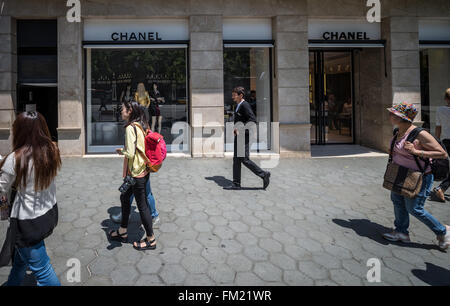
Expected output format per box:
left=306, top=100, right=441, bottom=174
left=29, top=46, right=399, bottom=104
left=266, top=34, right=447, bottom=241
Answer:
left=224, top=183, right=241, bottom=190
left=263, top=172, right=271, bottom=190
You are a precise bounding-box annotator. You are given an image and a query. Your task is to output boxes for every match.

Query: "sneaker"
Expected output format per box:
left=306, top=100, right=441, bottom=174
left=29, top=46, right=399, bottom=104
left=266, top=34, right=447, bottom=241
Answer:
left=437, top=226, right=450, bottom=251
left=431, top=188, right=446, bottom=203
left=152, top=216, right=160, bottom=228
left=382, top=231, right=411, bottom=243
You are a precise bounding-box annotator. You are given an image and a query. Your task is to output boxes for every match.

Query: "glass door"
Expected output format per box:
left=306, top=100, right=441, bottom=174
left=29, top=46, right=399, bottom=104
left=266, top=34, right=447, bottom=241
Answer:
left=310, top=51, right=354, bottom=144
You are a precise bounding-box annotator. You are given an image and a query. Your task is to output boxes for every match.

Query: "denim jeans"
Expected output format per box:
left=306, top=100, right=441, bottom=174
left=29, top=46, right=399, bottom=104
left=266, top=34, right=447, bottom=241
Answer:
left=6, top=240, right=60, bottom=286
left=130, top=174, right=158, bottom=218
left=391, top=174, right=447, bottom=236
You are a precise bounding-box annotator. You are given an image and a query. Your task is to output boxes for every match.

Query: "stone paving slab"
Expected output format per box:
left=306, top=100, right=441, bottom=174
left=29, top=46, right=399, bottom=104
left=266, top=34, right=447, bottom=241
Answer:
left=0, top=157, right=449, bottom=286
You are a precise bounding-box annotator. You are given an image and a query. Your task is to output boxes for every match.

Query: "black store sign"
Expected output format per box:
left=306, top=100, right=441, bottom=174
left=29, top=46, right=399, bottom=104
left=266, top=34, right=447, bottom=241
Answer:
left=111, top=32, right=162, bottom=41
left=322, top=32, right=370, bottom=40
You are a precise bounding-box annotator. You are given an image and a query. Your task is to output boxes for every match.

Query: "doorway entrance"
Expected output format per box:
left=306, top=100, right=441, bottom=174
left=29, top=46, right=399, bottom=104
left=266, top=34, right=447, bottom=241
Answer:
left=309, top=51, right=354, bottom=145
left=17, top=85, right=58, bottom=141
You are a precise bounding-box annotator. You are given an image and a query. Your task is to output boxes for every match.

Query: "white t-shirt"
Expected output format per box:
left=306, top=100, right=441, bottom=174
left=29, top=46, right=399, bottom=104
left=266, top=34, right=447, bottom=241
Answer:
left=435, top=106, right=450, bottom=140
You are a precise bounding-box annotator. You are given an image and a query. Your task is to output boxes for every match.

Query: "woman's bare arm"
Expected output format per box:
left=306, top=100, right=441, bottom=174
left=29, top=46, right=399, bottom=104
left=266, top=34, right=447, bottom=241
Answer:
left=415, top=131, right=448, bottom=159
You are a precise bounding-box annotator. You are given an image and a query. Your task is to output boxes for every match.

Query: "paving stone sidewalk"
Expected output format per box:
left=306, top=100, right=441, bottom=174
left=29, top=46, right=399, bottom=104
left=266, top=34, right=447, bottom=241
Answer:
left=0, top=156, right=449, bottom=286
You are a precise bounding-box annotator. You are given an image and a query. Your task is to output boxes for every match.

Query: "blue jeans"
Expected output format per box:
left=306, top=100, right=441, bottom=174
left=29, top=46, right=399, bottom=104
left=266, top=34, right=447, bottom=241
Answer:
left=6, top=240, right=60, bottom=286
left=130, top=175, right=158, bottom=218
left=391, top=174, right=447, bottom=236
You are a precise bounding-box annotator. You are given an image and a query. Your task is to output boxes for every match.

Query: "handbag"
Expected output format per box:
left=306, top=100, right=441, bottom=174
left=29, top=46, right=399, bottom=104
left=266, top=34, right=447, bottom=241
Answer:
left=0, top=186, right=16, bottom=221
left=0, top=178, right=18, bottom=267
left=383, top=131, right=429, bottom=198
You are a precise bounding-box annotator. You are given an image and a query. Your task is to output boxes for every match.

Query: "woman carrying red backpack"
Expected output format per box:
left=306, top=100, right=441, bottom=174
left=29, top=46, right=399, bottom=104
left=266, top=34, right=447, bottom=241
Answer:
left=108, top=101, right=156, bottom=251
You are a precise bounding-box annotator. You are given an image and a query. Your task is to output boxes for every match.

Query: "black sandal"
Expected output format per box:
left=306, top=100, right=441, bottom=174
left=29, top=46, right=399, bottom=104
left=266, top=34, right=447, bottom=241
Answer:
left=133, top=238, right=156, bottom=251
left=108, top=229, right=128, bottom=243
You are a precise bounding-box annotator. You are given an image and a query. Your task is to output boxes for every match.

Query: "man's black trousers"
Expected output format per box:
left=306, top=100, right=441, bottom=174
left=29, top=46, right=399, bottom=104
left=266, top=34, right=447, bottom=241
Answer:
left=233, top=130, right=266, bottom=185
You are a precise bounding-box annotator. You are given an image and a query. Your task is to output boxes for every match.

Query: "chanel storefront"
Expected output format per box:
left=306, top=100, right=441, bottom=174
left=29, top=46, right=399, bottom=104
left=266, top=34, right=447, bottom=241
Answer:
left=1, top=1, right=449, bottom=157
left=83, top=19, right=190, bottom=153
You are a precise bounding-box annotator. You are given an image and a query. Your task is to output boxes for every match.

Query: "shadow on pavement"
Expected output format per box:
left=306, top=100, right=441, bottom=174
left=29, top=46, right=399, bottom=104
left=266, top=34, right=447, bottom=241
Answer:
left=205, top=176, right=232, bottom=187
left=1, top=272, right=38, bottom=286
left=205, top=176, right=264, bottom=190
left=411, top=262, right=450, bottom=286
left=333, top=219, right=439, bottom=250
left=101, top=206, right=145, bottom=250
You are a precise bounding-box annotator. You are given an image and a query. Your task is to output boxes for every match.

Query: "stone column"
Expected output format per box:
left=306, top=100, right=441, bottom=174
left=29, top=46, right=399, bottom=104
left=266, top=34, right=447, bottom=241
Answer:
left=189, top=15, right=224, bottom=157
left=380, top=16, right=420, bottom=151
left=57, top=17, right=84, bottom=156
left=273, top=15, right=310, bottom=157
left=0, top=16, right=16, bottom=156
left=356, top=48, right=384, bottom=150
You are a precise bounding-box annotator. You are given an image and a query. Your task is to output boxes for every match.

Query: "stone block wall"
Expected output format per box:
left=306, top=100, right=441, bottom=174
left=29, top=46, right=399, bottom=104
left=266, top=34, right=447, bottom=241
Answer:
left=57, top=17, right=84, bottom=156
left=273, top=13, right=310, bottom=157
left=190, top=15, right=224, bottom=157
left=379, top=16, right=421, bottom=152
left=0, top=16, right=16, bottom=156
left=0, top=0, right=448, bottom=157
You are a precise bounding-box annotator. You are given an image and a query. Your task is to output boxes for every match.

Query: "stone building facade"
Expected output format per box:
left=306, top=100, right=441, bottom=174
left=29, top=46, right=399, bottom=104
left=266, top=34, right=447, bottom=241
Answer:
left=0, top=0, right=449, bottom=157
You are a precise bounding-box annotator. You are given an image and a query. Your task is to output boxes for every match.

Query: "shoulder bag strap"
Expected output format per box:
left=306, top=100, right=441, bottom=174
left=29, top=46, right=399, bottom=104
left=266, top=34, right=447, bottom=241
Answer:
left=406, top=127, right=429, bottom=173
left=389, top=131, right=398, bottom=163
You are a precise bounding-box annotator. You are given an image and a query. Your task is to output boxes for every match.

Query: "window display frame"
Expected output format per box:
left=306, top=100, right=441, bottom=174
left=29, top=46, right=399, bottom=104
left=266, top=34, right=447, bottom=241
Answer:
left=83, top=42, right=190, bottom=154
left=223, top=40, right=274, bottom=153
left=419, top=43, right=450, bottom=134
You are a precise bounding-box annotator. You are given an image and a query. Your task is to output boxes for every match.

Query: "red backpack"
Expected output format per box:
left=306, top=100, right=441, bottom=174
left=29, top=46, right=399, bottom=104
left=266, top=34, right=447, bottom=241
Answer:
left=133, top=124, right=167, bottom=172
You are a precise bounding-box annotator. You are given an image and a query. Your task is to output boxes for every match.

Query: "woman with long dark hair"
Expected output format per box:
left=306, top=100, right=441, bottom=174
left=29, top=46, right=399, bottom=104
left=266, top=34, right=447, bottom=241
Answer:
left=109, top=101, right=156, bottom=251
left=0, top=111, right=61, bottom=286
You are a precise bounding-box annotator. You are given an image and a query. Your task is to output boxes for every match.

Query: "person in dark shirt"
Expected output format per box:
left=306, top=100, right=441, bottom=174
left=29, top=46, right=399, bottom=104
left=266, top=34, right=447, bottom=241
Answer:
left=224, top=87, right=270, bottom=190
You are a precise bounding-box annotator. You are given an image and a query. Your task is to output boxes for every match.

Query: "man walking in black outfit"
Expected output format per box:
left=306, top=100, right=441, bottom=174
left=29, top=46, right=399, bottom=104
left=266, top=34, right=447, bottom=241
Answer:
left=224, top=87, right=270, bottom=190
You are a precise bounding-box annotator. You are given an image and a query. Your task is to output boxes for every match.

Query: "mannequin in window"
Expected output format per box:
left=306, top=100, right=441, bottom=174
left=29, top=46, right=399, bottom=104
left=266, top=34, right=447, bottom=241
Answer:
left=134, top=83, right=151, bottom=126
left=120, top=84, right=132, bottom=103
left=149, top=83, right=165, bottom=133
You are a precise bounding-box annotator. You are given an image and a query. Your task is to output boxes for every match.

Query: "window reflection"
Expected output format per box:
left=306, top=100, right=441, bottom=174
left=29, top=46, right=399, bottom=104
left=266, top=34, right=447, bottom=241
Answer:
left=87, top=48, right=189, bottom=153
left=420, top=49, right=450, bottom=135
left=224, top=47, right=272, bottom=152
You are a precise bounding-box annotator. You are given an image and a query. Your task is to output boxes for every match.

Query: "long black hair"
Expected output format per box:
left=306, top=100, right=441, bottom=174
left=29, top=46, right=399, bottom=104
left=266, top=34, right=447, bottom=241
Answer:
left=122, top=100, right=149, bottom=130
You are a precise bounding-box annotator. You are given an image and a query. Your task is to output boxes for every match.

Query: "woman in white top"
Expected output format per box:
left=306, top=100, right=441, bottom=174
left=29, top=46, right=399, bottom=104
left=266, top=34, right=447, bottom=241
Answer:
left=431, top=88, right=450, bottom=202
left=0, top=111, right=61, bottom=286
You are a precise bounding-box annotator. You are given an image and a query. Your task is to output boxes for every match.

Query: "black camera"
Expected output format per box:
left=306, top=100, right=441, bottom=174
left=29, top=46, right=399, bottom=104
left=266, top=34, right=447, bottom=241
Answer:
left=119, top=175, right=136, bottom=194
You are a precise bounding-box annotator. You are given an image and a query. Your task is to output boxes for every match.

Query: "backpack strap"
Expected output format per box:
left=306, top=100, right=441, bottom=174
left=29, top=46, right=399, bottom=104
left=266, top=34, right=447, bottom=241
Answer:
left=131, top=123, right=150, bottom=164
left=406, top=127, right=424, bottom=143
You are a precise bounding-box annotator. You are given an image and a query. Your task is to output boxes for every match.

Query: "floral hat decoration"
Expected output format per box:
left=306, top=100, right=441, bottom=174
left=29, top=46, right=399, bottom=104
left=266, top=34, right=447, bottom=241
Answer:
left=387, top=102, right=418, bottom=123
